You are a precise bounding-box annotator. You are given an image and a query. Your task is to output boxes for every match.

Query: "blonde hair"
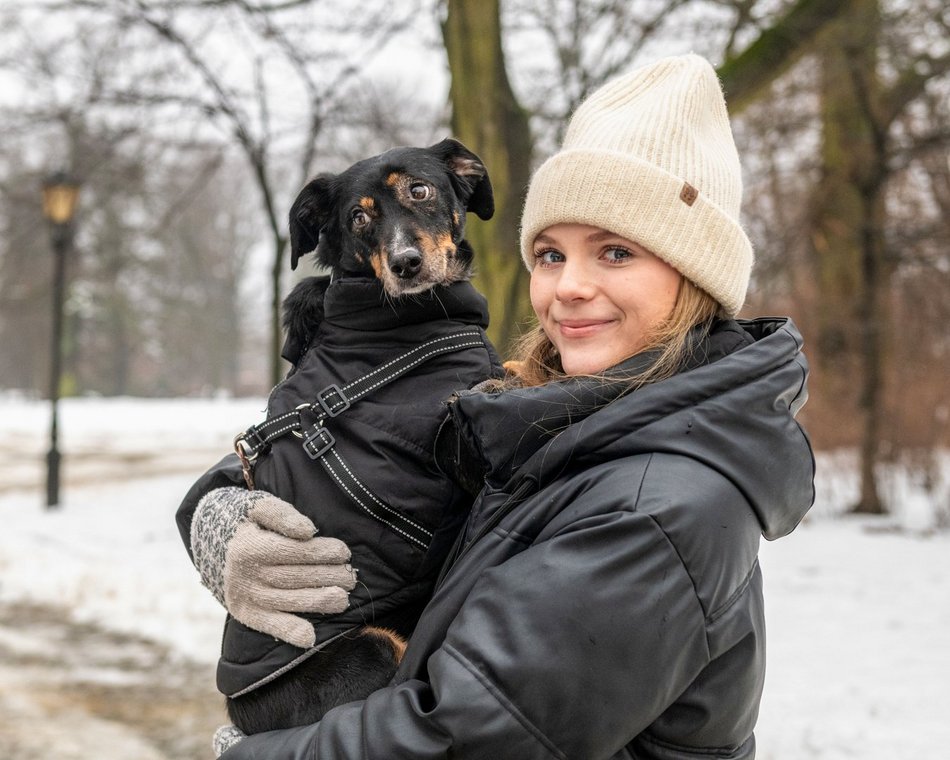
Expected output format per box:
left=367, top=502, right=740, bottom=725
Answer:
left=504, top=278, right=723, bottom=389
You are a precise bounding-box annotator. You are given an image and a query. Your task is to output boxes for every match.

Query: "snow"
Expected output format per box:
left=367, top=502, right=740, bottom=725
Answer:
left=1, top=395, right=949, bottom=758
left=0, top=396, right=269, bottom=662
left=757, top=520, right=950, bottom=758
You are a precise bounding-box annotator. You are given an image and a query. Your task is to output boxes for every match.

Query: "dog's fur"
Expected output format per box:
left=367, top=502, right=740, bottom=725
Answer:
left=226, top=139, right=493, bottom=735
left=288, top=138, right=493, bottom=297
left=227, top=626, right=407, bottom=735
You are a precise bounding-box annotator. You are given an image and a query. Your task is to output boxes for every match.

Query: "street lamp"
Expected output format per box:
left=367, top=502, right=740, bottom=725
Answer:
left=41, top=170, right=80, bottom=509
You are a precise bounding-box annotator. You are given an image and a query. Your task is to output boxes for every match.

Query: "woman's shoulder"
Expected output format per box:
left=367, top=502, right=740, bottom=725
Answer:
left=636, top=452, right=762, bottom=615
left=550, top=452, right=762, bottom=604
left=636, top=451, right=754, bottom=516
left=552, top=449, right=751, bottom=521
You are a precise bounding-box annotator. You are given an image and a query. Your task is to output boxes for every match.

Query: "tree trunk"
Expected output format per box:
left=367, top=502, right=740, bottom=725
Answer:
left=442, top=0, right=534, bottom=354
left=720, top=0, right=948, bottom=515
left=855, top=188, right=887, bottom=514
left=809, top=0, right=888, bottom=514
left=270, top=234, right=288, bottom=387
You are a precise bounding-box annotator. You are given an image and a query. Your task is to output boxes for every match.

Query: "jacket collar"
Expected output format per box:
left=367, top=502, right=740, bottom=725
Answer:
left=449, top=318, right=814, bottom=539
left=449, top=319, right=753, bottom=488
left=323, top=277, right=490, bottom=332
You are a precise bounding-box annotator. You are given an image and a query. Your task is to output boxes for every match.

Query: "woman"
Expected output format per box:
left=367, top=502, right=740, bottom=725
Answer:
left=188, top=54, right=815, bottom=759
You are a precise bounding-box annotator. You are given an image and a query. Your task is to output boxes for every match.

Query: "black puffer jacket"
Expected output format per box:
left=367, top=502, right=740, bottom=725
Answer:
left=176, top=277, right=502, bottom=697
left=220, top=317, right=815, bottom=760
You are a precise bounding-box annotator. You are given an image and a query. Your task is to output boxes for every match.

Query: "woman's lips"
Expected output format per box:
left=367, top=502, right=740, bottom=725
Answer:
left=556, top=319, right=616, bottom=338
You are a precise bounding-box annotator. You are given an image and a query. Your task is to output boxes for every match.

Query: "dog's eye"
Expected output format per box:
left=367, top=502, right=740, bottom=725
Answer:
left=351, top=209, right=370, bottom=228
left=409, top=183, right=431, bottom=201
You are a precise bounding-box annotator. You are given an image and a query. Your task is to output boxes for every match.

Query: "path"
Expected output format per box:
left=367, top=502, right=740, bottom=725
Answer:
left=0, top=600, right=226, bottom=759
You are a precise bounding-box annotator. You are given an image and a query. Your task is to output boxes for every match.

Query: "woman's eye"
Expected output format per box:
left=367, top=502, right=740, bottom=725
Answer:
left=534, top=249, right=564, bottom=266
left=409, top=183, right=431, bottom=201
left=603, top=246, right=633, bottom=263
left=351, top=209, right=369, bottom=228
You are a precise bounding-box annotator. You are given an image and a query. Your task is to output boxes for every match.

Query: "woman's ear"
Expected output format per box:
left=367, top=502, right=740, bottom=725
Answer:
left=429, top=138, right=495, bottom=221
left=288, top=174, right=336, bottom=270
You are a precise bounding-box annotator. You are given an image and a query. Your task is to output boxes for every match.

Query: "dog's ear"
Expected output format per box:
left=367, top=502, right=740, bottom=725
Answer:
left=429, top=138, right=494, bottom=221
left=289, top=174, right=336, bottom=270
left=281, top=275, right=330, bottom=364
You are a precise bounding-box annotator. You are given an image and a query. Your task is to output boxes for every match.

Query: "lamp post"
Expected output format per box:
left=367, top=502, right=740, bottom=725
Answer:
left=41, top=171, right=80, bottom=509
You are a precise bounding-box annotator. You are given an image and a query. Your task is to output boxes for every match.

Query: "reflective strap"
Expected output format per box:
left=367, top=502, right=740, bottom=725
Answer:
left=234, top=407, right=306, bottom=462
left=304, top=428, right=432, bottom=550
left=234, top=328, right=484, bottom=461
left=336, top=330, right=485, bottom=403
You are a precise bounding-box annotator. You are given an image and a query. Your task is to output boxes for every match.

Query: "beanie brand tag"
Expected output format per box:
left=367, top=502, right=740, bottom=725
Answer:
left=680, top=182, right=698, bottom=206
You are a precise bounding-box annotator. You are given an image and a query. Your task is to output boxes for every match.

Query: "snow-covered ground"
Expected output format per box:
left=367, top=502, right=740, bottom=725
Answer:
left=1, top=396, right=949, bottom=758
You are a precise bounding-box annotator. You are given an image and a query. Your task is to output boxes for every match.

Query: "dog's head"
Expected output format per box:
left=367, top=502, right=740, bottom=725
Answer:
left=288, top=138, right=494, bottom=297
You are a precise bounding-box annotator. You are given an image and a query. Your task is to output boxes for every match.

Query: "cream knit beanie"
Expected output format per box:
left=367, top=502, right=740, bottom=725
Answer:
left=519, top=54, right=753, bottom=316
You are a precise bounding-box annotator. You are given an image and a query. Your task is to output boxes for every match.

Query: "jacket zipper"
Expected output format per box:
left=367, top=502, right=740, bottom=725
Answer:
left=434, top=478, right=536, bottom=590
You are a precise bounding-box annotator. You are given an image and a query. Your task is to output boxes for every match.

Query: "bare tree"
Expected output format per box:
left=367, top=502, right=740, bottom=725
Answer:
left=4, top=0, right=424, bottom=385
left=442, top=0, right=534, bottom=351
left=723, top=0, right=950, bottom=514
left=112, top=0, right=425, bottom=384
left=506, top=0, right=695, bottom=149
left=0, top=6, right=257, bottom=396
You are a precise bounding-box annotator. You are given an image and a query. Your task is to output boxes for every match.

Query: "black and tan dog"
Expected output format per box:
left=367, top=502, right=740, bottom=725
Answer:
left=290, top=138, right=493, bottom=292
left=222, top=139, right=497, bottom=736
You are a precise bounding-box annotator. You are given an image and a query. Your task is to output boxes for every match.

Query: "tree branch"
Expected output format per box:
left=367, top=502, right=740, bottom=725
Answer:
left=881, top=50, right=950, bottom=127
left=125, top=0, right=259, bottom=159
left=718, top=0, right=853, bottom=114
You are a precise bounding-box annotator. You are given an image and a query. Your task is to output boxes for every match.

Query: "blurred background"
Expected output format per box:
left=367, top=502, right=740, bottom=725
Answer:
left=3, top=0, right=950, bottom=514
left=1, top=1, right=948, bottom=758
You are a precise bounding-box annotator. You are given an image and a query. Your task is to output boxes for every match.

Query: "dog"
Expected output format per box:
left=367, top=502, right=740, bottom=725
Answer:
left=222, top=138, right=498, bottom=736
left=288, top=138, right=494, bottom=296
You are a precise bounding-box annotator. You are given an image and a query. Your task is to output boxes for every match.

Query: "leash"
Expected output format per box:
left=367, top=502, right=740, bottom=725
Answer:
left=234, top=328, right=485, bottom=548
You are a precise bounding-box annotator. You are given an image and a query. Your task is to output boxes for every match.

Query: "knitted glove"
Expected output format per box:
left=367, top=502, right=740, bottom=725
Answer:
left=190, top=487, right=357, bottom=648
left=213, top=725, right=246, bottom=757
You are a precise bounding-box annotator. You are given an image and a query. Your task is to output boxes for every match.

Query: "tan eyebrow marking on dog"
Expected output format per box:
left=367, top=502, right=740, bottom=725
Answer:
left=452, top=210, right=460, bottom=226
left=359, top=197, right=375, bottom=210
left=385, top=172, right=404, bottom=187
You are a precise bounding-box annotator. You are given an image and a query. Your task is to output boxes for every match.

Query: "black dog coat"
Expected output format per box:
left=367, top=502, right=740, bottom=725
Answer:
left=183, top=275, right=502, bottom=698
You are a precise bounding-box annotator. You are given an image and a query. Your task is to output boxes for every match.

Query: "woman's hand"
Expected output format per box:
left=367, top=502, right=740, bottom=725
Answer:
left=190, top=487, right=357, bottom=648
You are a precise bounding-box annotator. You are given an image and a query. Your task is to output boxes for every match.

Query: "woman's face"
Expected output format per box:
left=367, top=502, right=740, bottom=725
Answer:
left=529, top=223, right=682, bottom=376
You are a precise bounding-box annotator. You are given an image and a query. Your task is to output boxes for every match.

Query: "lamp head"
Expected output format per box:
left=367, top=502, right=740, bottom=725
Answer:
left=42, top=171, right=80, bottom=225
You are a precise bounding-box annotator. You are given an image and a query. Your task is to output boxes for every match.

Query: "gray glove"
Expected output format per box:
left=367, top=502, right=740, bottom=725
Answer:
left=190, top=487, right=357, bottom=648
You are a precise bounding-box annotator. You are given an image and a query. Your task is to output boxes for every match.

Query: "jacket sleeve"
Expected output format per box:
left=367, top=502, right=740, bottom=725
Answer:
left=220, top=504, right=712, bottom=760
left=175, top=453, right=247, bottom=562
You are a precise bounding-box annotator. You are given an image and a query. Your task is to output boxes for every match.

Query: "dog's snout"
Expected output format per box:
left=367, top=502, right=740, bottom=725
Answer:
left=389, top=249, right=423, bottom=279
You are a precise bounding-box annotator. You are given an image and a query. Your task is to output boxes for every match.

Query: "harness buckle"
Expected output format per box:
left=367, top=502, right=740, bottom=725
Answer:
left=234, top=434, right=258, bottom=489
left=302, top=425, right=336, bottom=460
left=234, top=430, right=263, bottom=462
left=316, top=384, right=350, bottom=418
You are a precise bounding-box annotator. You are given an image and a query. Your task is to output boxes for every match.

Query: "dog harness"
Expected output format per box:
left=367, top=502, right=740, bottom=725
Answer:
left=234, top=328, right=485, bottom=549
left=180, top=276, right=502, bottom=699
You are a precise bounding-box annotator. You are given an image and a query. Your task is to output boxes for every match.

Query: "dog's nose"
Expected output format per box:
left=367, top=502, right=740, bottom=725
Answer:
left=389, top=249, right=423, bottom=279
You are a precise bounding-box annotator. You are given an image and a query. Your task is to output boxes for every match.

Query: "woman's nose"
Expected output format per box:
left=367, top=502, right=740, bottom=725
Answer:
left=555, top=259, right=595, bottom=301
